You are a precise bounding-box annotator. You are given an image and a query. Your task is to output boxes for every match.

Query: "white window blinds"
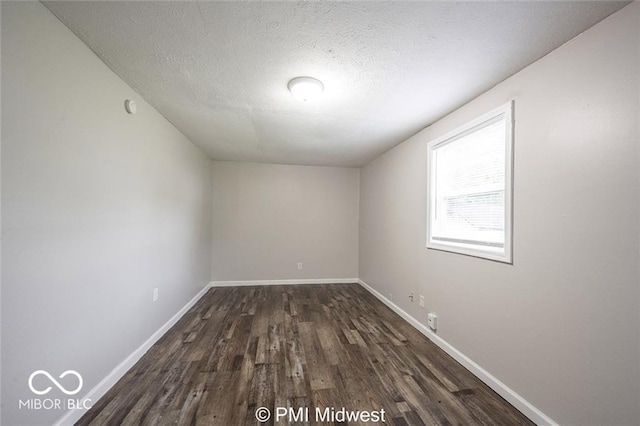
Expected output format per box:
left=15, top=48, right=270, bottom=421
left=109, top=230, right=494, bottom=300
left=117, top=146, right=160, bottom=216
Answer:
left=427, top=102, right=513, bottom=263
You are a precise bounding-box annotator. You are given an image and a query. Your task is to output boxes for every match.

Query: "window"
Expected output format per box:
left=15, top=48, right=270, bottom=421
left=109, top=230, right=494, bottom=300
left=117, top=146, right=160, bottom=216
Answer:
left=426, top=101, right=514, bottom=263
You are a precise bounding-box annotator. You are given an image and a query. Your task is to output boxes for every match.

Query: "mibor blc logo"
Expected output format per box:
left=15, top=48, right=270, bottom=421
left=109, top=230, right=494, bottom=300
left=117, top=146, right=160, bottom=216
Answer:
left=28, top=370, right=83, bottom=395
left=19, top=370, right=92, bottom=411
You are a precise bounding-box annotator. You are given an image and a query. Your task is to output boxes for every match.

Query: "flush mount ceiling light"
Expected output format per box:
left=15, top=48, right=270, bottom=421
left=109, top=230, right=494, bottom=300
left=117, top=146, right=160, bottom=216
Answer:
left=287, top=76, right=324, bottom=102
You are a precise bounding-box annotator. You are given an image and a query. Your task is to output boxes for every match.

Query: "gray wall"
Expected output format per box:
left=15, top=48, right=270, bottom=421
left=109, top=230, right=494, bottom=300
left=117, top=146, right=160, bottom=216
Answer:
left=359, top=3, right=640, bottom=425
left=1, top=3, right=213, bottom=425
left=211, top=161, right=359, bottom=281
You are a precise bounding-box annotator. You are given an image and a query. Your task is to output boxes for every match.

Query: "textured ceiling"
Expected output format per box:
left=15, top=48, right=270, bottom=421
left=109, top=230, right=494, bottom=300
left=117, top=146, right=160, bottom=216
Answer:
left=44, top=1, right=629, bottom=167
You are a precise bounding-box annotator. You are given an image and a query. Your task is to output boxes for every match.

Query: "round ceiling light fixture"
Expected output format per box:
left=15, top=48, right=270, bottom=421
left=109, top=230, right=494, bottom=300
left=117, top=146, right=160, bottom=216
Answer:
left=287, top=76, right=324, bottom=102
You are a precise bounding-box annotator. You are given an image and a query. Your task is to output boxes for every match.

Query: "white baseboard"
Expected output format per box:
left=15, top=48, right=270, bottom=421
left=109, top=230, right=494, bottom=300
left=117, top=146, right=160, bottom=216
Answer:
left=54, top=283, right=213, bottom=426
left=210, top=278, right=359, bottom=287
left=357, top=279, right=557, bottom=426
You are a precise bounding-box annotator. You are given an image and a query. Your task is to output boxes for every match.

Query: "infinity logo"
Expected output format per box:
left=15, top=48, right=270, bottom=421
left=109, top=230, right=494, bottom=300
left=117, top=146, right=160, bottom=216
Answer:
left=28, top=370, right=83, bottom=396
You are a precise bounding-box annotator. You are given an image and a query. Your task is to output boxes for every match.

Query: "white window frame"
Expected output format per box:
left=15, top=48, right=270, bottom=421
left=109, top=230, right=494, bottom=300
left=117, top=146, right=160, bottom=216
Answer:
left=426, top=101, right=514, bottom=264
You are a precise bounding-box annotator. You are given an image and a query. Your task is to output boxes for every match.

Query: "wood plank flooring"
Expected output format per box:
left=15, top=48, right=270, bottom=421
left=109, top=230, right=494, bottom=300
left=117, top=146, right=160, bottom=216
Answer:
left=77, top=284, right=534, bottom=425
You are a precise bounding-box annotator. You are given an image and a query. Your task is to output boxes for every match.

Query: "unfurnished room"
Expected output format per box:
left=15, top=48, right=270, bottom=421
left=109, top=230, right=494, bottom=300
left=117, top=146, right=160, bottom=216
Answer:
left=1, top=1, right=639, bottom=425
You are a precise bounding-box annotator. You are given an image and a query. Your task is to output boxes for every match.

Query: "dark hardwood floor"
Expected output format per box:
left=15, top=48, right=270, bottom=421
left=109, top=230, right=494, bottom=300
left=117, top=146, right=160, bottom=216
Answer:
left=77, top=284, right=534, bottom=425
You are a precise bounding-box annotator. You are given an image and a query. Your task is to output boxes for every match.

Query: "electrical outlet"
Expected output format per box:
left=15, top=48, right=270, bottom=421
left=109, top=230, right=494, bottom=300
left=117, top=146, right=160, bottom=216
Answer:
left=297, top=262, right=303, bottom=270
left=409, top=291, right=415, bottom=302
left=153, top=288, right=159, bottom=302
left=427, top=313, right=437, bottom=331
left=419, top=295, right=425, bottom=308
left=389, top=293, right=393, bottom=302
